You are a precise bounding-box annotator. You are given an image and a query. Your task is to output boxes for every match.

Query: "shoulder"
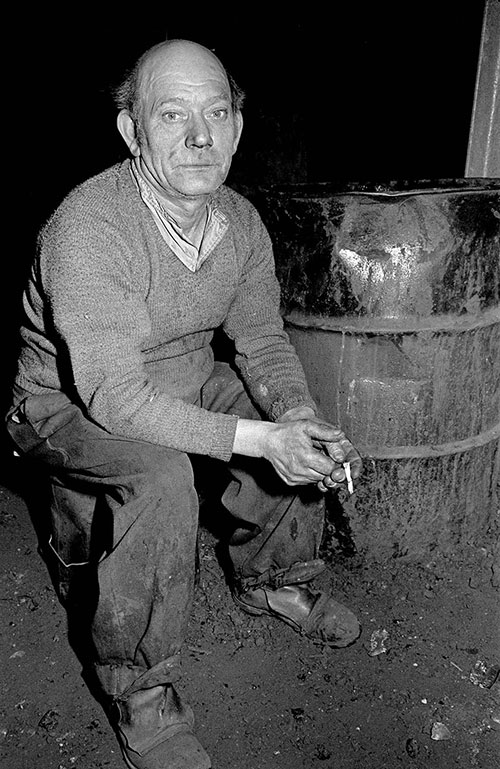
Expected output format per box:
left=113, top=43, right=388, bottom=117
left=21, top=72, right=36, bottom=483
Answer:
left=40, top=161, right=138, bottom=239
left=214, top=185, right=267, bottom=233
left=37, top=162, right=150, bottom=284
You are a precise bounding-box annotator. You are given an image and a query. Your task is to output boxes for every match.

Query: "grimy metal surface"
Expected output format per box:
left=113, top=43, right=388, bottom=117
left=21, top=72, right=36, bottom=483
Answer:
left=259, top=180, right=500, bottom=559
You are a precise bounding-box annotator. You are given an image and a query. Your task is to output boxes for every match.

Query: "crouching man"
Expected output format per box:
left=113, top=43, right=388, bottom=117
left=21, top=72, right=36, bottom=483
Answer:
left=6, top=39, right=362, bottom=769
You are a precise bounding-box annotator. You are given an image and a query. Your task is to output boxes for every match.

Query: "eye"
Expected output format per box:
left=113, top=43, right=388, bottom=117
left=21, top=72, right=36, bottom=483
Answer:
left=162, top=111, right=185, bottom=122
left=209, top=108, right=228, bottom=120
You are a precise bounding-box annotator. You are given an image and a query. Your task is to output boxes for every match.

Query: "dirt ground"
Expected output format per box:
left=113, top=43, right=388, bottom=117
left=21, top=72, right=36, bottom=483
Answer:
left=1, top=454, right=499, bottom=769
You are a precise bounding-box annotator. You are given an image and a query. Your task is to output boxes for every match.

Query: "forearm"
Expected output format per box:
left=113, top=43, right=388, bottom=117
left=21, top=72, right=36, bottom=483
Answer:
left=232, top=404, right=321, bottom=458
left=232, top=417, right=275, bottom=457
left=89, top=383, right=239, bottom=460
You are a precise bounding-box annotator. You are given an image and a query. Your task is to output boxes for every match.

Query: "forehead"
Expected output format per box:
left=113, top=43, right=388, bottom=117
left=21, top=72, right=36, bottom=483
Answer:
left=139, top=43, right=230, bottom=103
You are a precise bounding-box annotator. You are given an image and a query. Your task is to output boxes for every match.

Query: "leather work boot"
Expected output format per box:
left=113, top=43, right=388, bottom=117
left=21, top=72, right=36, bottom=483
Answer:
left=234, top=583, right=361, bottom=647
left=114, top=684, right=211, bottom=769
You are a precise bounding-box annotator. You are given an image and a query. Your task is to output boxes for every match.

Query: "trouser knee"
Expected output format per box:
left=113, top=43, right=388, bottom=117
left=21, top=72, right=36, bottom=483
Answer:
left=111, top=445, right=196, bottom=506
left=49, top=446, right=198, bottom=591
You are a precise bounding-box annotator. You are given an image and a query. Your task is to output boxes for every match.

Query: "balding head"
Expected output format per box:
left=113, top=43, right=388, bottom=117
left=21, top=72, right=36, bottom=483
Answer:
left=114, top=39, right=245, bottom=123
left=141, top=40, right=226, bottom=88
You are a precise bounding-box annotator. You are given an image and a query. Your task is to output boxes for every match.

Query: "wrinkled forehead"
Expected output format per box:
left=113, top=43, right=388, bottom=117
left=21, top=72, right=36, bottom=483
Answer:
left=139, top=42, right=230, bottom=102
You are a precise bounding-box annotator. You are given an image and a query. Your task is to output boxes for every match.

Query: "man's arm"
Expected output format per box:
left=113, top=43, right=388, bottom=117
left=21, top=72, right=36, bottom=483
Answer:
left=232, top=410, right=362, bottom=492
left=222, top=205, right=317, bottom=421
left=223, top=201, right=362, bottom=489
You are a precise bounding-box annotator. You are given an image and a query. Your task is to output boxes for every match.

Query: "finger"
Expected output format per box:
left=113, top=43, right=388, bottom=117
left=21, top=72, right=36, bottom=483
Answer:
left=326, top=439, right=363, bottom=476
left=304, top=465, right=334, bottom=483
left=328, top=466, right=346, bottom=483
left=325, top=463, right=360, bottom=489
left=288, top=443, right=335, bottom=477
left=349, top=457, right=363, bottom=479
left=308, top=451, right=336, bottom=477
left=275, top=470, right=302, bottom=486
left=276, top=461, right=330, bottom=487
left=323, top=442, right=347, bottom=464
left=307, top=422, right=346, bottom=445
left=316, top=479, right=342, bottom=493
left=322, top=477, right=341, bottom=490
left=341, top=446, right=363, bottom=478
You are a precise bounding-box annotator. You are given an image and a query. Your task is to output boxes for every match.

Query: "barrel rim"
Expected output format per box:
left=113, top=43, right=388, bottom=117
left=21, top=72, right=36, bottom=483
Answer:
left=283, top=307, right=500, bottom=334
left=259, top=178, right=500, bottom=198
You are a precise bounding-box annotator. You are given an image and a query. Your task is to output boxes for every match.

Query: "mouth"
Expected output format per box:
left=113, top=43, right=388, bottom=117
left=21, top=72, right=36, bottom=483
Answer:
left=180, top=164, right=217, bottom=169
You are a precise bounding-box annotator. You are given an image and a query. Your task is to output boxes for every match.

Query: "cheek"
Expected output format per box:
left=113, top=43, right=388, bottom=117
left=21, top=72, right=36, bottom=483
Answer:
left=146, top=128, right=182, bottom=156
left=220, top=133, right=239, bottom=161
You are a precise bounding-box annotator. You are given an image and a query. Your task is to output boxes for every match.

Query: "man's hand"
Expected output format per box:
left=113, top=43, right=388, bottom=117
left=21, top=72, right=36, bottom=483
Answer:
left=260, top=417, right=344, bottom=486
left=317, top=435, right=362, bottom=493
left=233, top=406, right=362, bottom=491
left=278, top=405, right=362, bottom=492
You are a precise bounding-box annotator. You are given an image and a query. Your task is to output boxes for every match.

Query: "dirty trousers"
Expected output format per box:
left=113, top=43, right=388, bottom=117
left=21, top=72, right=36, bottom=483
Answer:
left=6, top=364, right=325, bottom=700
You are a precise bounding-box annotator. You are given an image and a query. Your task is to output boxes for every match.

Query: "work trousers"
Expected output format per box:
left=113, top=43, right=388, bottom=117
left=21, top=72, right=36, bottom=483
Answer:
left=6, top=363, right=325, bottom=700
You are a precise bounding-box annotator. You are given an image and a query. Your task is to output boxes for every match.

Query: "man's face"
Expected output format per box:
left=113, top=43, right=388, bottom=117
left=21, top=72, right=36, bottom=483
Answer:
left=126, top=43, right=243, bottom=201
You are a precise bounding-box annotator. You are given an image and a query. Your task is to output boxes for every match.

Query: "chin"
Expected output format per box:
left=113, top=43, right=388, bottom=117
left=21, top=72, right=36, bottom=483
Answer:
left=175, top=170, right=226, bottom=198
left=181, top=184, right=219, bottom=197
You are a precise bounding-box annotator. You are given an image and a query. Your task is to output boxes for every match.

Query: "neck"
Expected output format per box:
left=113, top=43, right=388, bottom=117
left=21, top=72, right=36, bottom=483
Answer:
left=133, top=158, right=209, bottom=232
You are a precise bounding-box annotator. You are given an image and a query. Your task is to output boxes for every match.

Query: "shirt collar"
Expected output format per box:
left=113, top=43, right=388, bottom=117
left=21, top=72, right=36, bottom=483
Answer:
left=130, top=160, right=229, bottom=272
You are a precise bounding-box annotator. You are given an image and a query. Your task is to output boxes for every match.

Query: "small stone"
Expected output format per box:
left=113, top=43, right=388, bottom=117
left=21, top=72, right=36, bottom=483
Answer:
left=38, top=709, right=60, bottom=733
left=431, top=722, right=451, bottom=740
left=368, top=629, right=389, bottom=656
left=470, top=660, right=500, bottom=689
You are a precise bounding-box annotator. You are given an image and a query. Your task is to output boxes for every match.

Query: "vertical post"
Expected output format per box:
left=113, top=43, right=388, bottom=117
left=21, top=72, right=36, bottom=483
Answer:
left=465, top=0, right=500, bottom=178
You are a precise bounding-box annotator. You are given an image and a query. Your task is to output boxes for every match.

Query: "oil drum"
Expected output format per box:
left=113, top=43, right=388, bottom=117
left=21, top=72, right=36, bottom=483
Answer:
left=259, top=179, right=500, bottom=559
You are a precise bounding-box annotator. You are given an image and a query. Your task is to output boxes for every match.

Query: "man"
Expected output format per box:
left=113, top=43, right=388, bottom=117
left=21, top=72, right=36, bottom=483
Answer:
left=6, top=39, right=362, bottom=769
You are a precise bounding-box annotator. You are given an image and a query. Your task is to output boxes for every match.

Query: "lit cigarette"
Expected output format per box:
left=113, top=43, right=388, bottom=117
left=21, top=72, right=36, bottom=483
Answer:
left=343, top=462, right=354, bottom=494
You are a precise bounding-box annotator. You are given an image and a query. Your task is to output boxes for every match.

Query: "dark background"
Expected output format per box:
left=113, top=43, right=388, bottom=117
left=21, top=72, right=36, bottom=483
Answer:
left=23, top=3, right=487, bottom=223
left=6, top=2, right=487, bottom=430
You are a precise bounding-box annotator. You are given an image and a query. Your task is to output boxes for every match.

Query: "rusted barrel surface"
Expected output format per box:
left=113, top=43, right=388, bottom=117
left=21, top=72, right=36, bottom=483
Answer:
left=259, top=179, right=500, bottom=559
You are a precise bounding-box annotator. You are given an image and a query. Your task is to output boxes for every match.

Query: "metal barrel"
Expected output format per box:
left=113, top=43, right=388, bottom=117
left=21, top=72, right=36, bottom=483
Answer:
left=258, top=179, right=500, bottom=559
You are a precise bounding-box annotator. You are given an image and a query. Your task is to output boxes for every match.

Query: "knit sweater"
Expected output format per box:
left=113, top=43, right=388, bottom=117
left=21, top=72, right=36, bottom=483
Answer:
left=14, top=160, right=316, bottom=461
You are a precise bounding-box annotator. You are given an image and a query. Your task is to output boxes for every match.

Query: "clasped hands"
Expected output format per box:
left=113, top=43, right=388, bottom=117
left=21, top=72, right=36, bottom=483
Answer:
left=270, top=405, right=362, bottom=493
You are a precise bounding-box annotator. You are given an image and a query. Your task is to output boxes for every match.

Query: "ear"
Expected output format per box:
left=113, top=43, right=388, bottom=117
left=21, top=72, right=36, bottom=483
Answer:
left=116, top=109, right=141, bottom=156
left=232, top=110, right=244, bottom=154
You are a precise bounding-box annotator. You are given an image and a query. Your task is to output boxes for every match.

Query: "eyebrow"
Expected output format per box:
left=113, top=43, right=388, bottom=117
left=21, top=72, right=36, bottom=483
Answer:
left=155, top=91, right=231, bottom=107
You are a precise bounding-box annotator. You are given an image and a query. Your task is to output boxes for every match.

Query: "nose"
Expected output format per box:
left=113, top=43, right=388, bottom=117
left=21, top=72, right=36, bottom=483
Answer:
left=185, top=114, right=213, bottom=149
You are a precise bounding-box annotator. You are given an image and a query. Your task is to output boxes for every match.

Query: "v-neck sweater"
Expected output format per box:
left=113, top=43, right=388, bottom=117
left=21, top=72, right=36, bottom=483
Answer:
left=14, top=160, right=316, bottom=461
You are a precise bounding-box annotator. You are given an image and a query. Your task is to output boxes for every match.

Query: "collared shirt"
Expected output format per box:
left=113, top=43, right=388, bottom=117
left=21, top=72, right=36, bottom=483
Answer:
left=130, top=160, right=229, bottom=272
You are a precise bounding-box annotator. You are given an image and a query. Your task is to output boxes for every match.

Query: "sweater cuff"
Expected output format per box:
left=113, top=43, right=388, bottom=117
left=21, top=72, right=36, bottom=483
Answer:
left=211, top=413, right=239, bottom=462
left=269, top=394, right=317, bottom=422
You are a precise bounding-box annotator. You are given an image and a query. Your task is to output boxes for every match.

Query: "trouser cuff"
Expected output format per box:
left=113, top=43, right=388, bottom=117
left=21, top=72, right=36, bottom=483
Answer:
left=94, top=653, right=182, bottom=700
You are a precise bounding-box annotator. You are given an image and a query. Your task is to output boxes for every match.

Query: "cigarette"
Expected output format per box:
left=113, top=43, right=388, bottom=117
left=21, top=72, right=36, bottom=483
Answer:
left=343, top=462, right=354, bottom=494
